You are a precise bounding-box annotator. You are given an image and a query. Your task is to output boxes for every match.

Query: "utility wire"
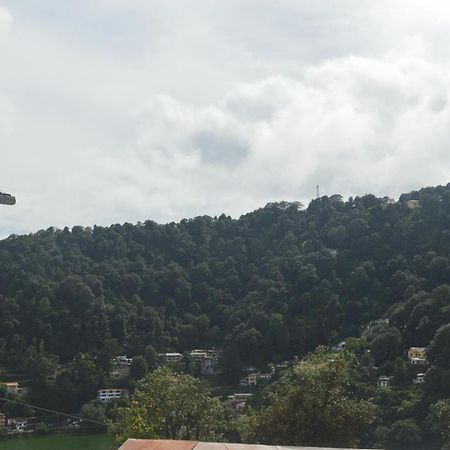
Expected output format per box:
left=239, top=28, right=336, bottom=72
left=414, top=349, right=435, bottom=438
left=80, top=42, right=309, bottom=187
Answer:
left=0, top=396, right=106, bottom=426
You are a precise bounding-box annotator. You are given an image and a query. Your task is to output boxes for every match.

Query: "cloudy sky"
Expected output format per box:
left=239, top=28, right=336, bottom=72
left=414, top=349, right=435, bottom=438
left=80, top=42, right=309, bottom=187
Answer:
left=0, top=0, right=449, bottom=236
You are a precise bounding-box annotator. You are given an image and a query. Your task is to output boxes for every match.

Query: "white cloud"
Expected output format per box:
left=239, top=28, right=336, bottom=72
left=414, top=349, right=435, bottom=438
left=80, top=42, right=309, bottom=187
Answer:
left=0, top=1, right=450, bottom=236
left=0, top=6, right=12, bottom=42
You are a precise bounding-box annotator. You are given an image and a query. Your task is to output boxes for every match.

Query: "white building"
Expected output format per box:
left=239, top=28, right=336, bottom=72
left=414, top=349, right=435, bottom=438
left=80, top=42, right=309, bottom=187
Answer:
left=97, top=388, right=127, bottom=403
left=410, top=357, right=427, bottom=366
left=413, top=373, right=426, bottom=384
left=7, top=417, right=29, bottom=433
left=159, top=353, right=183, bottom=364
left=4, top=382, right=19, bottom=394
left=377, top=376, right=391, bottom=387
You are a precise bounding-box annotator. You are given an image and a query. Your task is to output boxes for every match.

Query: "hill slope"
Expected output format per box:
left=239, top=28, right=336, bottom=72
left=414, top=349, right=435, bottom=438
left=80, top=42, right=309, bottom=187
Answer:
left=0, top=183, right=450, bottom=442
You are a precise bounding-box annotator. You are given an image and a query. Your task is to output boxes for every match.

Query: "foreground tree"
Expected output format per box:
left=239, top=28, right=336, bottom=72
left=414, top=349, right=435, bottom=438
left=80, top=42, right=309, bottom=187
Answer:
left=427, top=399, right=450, bottom=450
left=242, top=348, right=375, bottom=448
left=109, top=367, right=225, bottom=444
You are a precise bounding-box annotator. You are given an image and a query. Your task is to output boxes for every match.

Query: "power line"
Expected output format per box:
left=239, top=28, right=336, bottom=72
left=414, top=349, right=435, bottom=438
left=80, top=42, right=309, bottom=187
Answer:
left=0, top=396, right=106, bottom=427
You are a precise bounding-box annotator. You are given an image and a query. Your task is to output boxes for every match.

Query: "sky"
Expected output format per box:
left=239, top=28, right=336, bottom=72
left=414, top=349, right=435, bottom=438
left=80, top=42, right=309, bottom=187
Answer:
left=0, top=0, right=450, bottom=236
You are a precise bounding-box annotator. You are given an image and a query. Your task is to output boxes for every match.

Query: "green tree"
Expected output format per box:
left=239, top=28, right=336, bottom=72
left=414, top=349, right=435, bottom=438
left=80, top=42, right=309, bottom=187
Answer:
left=428, top=324, right=450, bottom=369
left=144, top=345, right=159, bottom=371
left=109, top=367, right=225, bottom=444
left=370, top=329, right=401, bottom=365
left=130, top=356, right=148, bottom=380
left=242, top=348, right=375, bottom=447
left=387, top=419, right=422, bottom=448
left=81, top=400, right=107, bottom=431
left=427, top=399, right=450, bottom=449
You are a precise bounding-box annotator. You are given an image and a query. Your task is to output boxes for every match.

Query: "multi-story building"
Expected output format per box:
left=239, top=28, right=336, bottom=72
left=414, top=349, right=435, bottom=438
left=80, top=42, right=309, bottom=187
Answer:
left=240, top=373, right=258, bottom=387
left=159, top=353, right=183, bottom=364
left=377, top=376, right=391, bottom=387
left=97, top=388, right=127, bottom=403
left=190, top=350, right=208, bottom=360
left=408, top=347, right=427, bottom=360
left=0, top=413, right=5, bottom=428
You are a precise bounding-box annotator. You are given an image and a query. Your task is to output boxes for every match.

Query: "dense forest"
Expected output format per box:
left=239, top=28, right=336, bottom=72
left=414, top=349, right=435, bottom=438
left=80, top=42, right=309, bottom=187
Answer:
left=1, top=183, right=450, bottom=448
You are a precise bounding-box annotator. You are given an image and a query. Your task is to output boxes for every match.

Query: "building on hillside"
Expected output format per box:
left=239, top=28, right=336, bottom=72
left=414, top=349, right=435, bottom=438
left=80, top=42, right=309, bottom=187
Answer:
left=228, top=393, right=252, bottom=401
left=240, top=372, right=272, bottom=386
left=413, top=373, right=426, bottom=384
left=7, top=417, right=37, bottom=433
left=408, top=347, right=427, bottom=360
left=410, top=357, right=427, bottom=366
left=0, top=413, right=5, bottom=428
left=240, top=373, right=257, bottom=387
left=275, top=360, right=293, bottom=370
left=257, top=373, right=272, bottom=382
left=227, top=393, right=252, bottom=413
left=188, top=349, right=222, bottom=375
left=159, top=353, right=183, bottom=364
left=377, top=376, right=391, bottom=387
left=114, top=355, right=133, bottom=367
left=4, top=382, right=19, bottom=394
left=110, top=355, right=132, bottom=380
left=408, top=347, right=427, bottom=365
left=97, top=388, right=127, bottom=403
left=190, top=350, right=208, bottom=360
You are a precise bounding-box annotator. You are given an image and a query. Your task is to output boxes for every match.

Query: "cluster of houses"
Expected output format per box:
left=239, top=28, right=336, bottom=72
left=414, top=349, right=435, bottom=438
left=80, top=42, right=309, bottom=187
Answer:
left=100, top=349, right=223, bottom=403
left=0, top=381, right=82, bottom=434
left=158, top=349, right=223, bottom=375
left=0, top=413, right=34, bottom=434
left=0, top=382, right=34, bottom=434
left=98, top=350, right=278, bottom=412
left=377, top=347, right=428, bottom=387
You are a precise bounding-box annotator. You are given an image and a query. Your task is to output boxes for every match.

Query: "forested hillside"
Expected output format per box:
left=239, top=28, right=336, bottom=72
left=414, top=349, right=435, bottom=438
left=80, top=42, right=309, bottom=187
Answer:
left=1, top=183, right=450, bottom=447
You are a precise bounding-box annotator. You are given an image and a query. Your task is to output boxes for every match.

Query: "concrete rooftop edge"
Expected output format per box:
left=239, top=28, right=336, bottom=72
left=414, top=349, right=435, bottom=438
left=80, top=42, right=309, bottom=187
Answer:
left=119, top=439, right=377, bottom=450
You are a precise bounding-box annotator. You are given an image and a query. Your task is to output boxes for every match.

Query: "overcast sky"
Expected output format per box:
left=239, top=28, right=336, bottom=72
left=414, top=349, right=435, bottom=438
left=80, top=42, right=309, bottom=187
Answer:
left=0, top=1, right=449, bottom=236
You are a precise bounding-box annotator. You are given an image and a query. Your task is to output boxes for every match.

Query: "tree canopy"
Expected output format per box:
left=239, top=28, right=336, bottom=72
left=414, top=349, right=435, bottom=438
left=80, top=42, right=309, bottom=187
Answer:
left=242, top=348, right=376, bottom=448
left=109, top=367, right=225, bottom=444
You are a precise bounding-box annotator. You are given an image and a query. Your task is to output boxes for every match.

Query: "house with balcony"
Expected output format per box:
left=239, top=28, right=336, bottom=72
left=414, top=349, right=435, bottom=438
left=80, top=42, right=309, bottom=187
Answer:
left=97, top=388, right=128, bottom=403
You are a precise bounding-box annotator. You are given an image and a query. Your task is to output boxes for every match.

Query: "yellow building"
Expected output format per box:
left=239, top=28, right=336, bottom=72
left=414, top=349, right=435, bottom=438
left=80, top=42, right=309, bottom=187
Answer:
left=407, top=347, right=426, bottom=360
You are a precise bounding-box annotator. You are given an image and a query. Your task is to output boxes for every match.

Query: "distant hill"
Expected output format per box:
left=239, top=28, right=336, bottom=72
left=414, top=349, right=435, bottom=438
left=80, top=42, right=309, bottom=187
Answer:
left=0, top=183, right=450, bottom=445
left=0, top=184, right=449, bottom=364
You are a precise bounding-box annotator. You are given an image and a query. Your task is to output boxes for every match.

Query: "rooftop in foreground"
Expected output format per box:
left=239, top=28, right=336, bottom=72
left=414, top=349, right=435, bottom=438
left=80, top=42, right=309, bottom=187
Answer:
left=119, top=439, right=376, bottom=450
